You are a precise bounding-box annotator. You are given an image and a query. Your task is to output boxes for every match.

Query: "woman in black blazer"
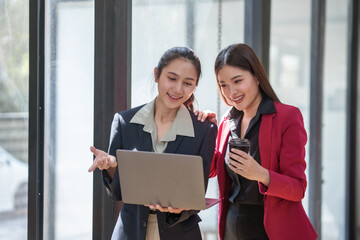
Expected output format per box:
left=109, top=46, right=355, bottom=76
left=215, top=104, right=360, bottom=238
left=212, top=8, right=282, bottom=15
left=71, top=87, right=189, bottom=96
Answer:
left=88, top=47, right=217, bottom=240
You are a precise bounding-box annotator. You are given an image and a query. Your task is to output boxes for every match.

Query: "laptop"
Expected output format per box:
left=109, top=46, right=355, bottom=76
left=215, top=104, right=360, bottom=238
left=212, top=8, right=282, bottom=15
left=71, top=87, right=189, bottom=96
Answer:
left=116, top=149, right=220, bottom=210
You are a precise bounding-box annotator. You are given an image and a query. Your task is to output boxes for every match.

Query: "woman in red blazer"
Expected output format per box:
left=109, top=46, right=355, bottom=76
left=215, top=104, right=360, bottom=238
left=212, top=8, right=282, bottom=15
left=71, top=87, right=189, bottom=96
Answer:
left=208, top=44, right=317, bottom=240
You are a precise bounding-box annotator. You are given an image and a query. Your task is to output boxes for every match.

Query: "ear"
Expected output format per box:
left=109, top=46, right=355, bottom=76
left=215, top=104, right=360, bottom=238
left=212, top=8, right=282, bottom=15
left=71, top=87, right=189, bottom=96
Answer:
left=154, top=67, right=159, bottom=83
left=255, top=76, right=259, bottom=86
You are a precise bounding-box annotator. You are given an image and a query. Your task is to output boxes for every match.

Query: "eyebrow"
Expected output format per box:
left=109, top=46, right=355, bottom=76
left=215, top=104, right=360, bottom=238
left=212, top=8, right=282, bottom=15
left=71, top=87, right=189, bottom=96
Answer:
left=168, top=71, right=196, bottom=81
left=218, top=74, right=243, bottom=83
left=231, top=74, right=243, bottom=80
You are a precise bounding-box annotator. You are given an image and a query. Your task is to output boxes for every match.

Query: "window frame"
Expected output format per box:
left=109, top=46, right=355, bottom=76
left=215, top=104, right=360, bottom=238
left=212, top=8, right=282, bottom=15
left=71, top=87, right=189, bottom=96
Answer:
left=28, top=0, right=359, bottom=239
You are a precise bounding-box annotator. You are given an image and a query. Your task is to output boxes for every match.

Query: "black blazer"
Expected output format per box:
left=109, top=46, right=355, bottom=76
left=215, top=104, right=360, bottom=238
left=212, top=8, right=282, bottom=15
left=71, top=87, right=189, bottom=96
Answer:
left=102, top=104, right=217, bottom=240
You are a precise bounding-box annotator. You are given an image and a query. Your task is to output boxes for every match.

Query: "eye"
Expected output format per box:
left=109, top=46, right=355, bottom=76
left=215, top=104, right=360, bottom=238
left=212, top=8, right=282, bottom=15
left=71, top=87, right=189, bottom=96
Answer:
left=168, top=77, right=176, bottom=81
left=184, top=82, right=193, bottom=86
left=234, top=79, right=242, bottom=84
left=220, top=84, right=226, bottom=88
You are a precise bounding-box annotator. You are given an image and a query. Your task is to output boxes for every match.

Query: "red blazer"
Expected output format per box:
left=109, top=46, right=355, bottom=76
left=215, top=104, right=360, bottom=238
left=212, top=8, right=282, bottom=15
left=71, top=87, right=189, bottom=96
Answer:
left=210, top=101, right=318, bottom=240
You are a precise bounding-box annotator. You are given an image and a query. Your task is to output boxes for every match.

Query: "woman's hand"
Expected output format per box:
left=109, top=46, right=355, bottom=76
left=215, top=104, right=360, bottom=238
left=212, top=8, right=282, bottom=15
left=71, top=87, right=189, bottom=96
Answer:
left=227, top=148, right=270, bottom=187
left=194, top=110, right=217, bottom=125
left=145, top=204, right=189, bottom=214
left=88, top=146, right=117, bottom=178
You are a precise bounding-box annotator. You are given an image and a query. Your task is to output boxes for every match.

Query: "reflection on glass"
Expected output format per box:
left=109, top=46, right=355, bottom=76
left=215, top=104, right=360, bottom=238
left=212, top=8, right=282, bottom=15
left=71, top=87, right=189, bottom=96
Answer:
left=322, top=0, right=348, bottom=239
left=270, top=0, right=311, bottom=215
left=0, top=0, right=29, bottom=239
left=271, top=0, right=349, bottom=239
left=270, top=0, right=311, bottom=222
left=44, top=1, right=94, bottom=239
left=132, top=0, right=244, bottom=238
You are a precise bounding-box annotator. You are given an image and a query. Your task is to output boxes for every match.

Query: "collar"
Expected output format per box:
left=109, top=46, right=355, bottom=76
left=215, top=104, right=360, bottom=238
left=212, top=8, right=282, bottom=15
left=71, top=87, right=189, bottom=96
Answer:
left=130, top=98, right=195, bottom=141
left=228, top=95, right=276, bottom=120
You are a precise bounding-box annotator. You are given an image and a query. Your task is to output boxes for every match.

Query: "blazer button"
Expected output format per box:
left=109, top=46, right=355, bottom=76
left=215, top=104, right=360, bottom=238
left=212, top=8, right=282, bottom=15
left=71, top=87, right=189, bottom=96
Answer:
left=142, top=221, right=147, bottom=227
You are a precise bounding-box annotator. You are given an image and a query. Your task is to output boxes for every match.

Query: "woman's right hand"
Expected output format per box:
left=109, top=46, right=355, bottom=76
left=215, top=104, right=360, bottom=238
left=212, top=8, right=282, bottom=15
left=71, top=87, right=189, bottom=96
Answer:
left=88, top=146, right=117, bottom=173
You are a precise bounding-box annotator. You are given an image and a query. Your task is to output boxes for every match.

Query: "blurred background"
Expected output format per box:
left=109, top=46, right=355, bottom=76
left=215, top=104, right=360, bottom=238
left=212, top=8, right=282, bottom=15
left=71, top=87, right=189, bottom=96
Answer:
left=0, top=0, right=358, bottom=239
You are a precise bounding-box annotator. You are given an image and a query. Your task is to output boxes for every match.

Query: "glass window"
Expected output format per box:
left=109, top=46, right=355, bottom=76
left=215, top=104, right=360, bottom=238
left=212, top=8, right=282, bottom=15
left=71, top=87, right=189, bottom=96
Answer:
left=322, top=0, right=348, bottom=238
left=271, top=0, right=350, bottom=239
left=132, top=0, right=244, bottom=238
left=43, top=1, right=94, bottom=239
left=270, top=0, right=311, bottom=209
left=0, top=0, right=29, bottom=239
left=132, top=0, right=243, bottom=115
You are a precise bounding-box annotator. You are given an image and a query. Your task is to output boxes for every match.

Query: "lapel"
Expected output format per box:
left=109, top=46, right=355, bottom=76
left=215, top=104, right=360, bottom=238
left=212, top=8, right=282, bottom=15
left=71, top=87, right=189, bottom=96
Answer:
left=164, top=135, right=184, bottom=154
left=259, top=112, right=275, bottom=169
left=218, top=119, right=231, bottom=193
left=219, top=120, right=231, bottom=158
left=137, top=125, right=153, bottom=152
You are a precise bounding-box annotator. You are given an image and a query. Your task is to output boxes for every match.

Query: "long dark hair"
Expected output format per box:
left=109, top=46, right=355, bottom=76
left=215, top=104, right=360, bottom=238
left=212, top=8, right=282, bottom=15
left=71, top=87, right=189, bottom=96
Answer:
left=156, top=47, right=201, bottom=111
left=214, top=43, right=280, bottom=105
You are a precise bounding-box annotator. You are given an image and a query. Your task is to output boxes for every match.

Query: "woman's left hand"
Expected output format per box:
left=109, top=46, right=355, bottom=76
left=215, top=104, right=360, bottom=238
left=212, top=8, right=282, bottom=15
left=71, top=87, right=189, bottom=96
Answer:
left=227, top=148, right=270, bottom=187
left=194, top=110, right=217, bottom=125
left=145, top=204, right=189, bottom=214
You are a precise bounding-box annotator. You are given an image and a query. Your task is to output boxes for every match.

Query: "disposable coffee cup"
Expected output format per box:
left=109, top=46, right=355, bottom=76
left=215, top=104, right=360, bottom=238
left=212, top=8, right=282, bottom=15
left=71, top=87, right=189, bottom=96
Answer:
left=228, top=138, right=250, bottom=154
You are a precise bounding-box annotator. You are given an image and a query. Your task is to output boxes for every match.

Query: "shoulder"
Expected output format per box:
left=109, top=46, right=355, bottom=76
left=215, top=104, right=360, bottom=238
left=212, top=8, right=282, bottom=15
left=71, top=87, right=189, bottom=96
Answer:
left=188, top=110, right=217, bottom=134
left=114, top=104, right=146, bottom=123
left=220, top=108, right=231, bottom=122
left=217, top=108, right=231, bottom=130
left=272, top=102, right=305, bottom=133
left=273, top=101, right=303, bottom=120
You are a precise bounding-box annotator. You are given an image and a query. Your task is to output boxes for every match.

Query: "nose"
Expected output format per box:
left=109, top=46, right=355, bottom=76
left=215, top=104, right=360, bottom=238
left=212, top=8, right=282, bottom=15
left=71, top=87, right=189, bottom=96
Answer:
left=173, top=81, right=183, bottom=93
left=229, top=85, right=238, bottom=96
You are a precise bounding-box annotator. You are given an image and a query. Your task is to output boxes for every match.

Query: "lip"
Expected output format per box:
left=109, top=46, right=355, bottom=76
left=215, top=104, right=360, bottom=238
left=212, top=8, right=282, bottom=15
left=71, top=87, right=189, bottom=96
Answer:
left=230, top=95, right=244, bottom=104
left=167, top=93, right=183, bottom=101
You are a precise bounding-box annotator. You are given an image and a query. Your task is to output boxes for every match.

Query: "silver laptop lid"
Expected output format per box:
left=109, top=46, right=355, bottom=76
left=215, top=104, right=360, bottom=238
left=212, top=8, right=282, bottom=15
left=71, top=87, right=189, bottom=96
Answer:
left=116, top=149, right=206, bottom=210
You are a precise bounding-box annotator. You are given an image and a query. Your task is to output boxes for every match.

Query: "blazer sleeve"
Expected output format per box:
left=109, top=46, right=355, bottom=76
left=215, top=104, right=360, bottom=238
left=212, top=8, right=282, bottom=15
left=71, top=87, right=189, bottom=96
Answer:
left=209, top=117, right=227, bottom=178
left=102, top=113, right=123, bottom=201
left=199, top=123, right=218, bottom=191
left=168, top=122, right=218, bottom=226
left=259, top=107, right=308, bottom=202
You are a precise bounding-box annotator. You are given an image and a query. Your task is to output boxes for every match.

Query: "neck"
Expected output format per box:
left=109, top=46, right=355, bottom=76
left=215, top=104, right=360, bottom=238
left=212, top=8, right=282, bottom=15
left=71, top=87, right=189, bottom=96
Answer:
left=154, top=98, right=178, bottom=123
left=243, top=94, right=262, bottom=119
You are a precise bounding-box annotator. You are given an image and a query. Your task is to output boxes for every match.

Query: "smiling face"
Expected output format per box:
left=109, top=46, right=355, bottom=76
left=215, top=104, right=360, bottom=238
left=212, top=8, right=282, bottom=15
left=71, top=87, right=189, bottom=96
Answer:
left=155, top=58, right=198, bottom=111
left=217, top=65, right=262, bottom=115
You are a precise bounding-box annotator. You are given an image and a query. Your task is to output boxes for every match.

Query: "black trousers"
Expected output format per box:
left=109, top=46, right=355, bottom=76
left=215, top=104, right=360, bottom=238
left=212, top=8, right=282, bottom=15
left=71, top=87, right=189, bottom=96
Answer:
left=224, top=203, right=269, bottom=240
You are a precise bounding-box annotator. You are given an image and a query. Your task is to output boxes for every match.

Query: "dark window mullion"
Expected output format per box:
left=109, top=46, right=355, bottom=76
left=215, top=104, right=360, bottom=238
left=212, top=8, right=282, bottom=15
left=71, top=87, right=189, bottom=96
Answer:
left=93, top=0, right=131, bottom=239
left=244, top=0, right=271, bottom=74
left=345, top=0, right=359, bottom=239
left=308, top=0, right=326, bottom=238
left=29, top=0, right=45, bottom=239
